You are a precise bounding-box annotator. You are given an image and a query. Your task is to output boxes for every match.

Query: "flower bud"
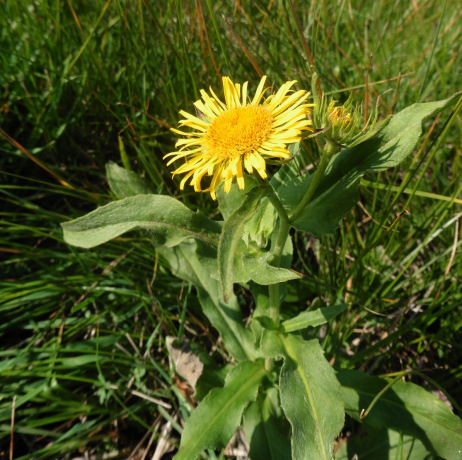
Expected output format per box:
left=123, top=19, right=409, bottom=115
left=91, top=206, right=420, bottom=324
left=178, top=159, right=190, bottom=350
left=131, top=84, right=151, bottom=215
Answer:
left=313, top=94, right=364, bottom=147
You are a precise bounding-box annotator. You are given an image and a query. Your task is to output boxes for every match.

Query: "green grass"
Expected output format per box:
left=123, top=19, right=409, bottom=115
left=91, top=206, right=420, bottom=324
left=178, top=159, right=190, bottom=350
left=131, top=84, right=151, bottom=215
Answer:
left=1, top=0, right=461, bottom=457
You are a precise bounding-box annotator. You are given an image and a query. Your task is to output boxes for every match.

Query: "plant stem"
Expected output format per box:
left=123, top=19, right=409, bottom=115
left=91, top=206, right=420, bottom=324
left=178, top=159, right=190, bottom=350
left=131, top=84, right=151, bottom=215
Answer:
left=252, top=171, right=290, bottom=223
left=268, top=217, right=291, bottom=323
left=252, top=172, right=293, bottom=371
left=265, top=217, right=291, bottom=372
left=289, top=140, right=338, bottom=223
left=253, top=175, right=292, bottom=371
left=255, top=143, right=335, bottom=371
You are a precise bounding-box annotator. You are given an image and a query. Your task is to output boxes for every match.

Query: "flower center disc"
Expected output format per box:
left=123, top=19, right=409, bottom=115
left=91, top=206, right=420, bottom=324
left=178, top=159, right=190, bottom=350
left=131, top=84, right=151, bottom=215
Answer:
left=204, top=105, right=273, bottom=160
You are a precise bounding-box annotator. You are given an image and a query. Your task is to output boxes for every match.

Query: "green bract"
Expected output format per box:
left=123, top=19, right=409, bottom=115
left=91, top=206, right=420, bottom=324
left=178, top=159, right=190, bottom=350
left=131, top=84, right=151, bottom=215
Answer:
left=62, top=91, right=462, bottom=460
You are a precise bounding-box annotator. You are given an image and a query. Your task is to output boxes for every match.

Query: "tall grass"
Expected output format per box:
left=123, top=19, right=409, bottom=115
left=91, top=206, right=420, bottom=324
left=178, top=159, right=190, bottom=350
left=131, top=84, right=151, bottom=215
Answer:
left=1, top=0, right=461, bottom=457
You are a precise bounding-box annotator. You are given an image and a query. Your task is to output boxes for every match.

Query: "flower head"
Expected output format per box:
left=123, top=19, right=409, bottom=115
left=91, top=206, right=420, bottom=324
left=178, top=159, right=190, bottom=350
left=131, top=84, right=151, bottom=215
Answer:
left=165, top=76, right=313, bottom=199
left=312, top=94, right=365, bottom=148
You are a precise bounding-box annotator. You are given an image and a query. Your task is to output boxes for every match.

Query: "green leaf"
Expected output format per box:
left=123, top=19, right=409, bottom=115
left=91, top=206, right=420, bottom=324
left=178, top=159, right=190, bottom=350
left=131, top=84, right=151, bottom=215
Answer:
left=197, top=240, right=299, bottom=287
left=195, top=239, right=253, bottom=285
left=255, top=316, right=280, bottom=332
left=337, top=368, right=462, bottom=459
left=218, top=186, right=267, bottom=301
left=157, top=241, right=256, bottom=361
left=244, top=387, right=291, bottom=460
left=276, top=94, right=461, bottom=236
left=174, top=360, right=267, bottom=460
left=346, top=115, right=392, bottom=148
left=243, top=196, right=277, bottom=247
left=334, top=426, right=430, bottom=460
left=281, top=303, right=348, bottom=332
left=242, top=254, right=300, bottom=285
left=62, top=195, right=221, bottom=249
left=195, top=363, right=234, bottom=401
left=279, top=335, right=344, bottom=460
left=270, top=149, right=300, bottom=196
left=106, top=161, right=156, bottom=198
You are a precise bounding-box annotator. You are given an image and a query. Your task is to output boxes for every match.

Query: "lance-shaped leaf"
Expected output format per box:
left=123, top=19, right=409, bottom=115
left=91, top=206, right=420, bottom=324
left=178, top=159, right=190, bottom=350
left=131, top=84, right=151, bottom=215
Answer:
left=157, top=241, right=256, bottom=361
left=281, top=303, right=348, bottom=333
left=276, top=94, right=461, bottom=236
left=244, top=387, right=292, bottom=460
left=337, top=369, right=462, bottom=460
left=279, top=335, right=344, bottom=460
left=106, top=161, right=157, bottom=198
left=62, top=195, right=221, bottom=249
left=174, top=360, right=267, bottom=460
left=218, top=186, right=267, bottom=301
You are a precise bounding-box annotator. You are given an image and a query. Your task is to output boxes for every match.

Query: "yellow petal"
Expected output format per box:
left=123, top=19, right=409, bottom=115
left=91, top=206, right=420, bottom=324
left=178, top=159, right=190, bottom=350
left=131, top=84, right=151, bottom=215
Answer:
left=241, top=81, right=248, bottom=106
left=178, top=120, right=207, bottom=132
left=179, top=110, right=209, bottom=127
left=223, top=77, right=239, bottom=109
left=251, top=75, right=267, bottom=105
left=236, top=158, right=245, bottom=189
left=235, top=83, right=241, bottom=102
left=200, top=89, right=223, bottom=116
left=272, top=111, right=307, bottom=129
left=193, top=100, right=216, bottom=120
left=209, top=87, right=228, bottom=111
left=180, top=169, right=197, bottom=189
left=271, top=128, right=301, bottom=139
left=193, top=166, right=209, bottom=191
left=170, top=127, right=204, bottom=137
left=175, top=138, right=203, bottom=148
left=224, top=177, right=232, bottom=193
left=209, top=162, right=224, bottom=198
left=271, top=90, right=309, bottom=116
left=244, top=155, right=253, bottom=174
left=165, top=148, right=202, bottom=165
left=268, top=80, right=297, bottom=107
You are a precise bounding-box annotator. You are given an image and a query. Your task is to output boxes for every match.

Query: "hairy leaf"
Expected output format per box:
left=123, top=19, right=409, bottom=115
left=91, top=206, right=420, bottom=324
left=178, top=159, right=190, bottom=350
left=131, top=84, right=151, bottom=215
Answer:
left=244, top=387, right=291, bottom=460
left=279, top=335, right=344, bottom=460
left=276, top=94, right=461, bottom=236
left=281, top=303, right=348, bottom=332
left=338, top=369, right=462, bottom=459
left=218, top=186, right=266, bottom=301
left=174, top=360, right=267, bottom=460
left=62, top=195, right=221, bottom=248
left=157, top=241, right=256, bottom=361
left=106, top=161, right=156, bottom=198
left=195, top=240, right=250, bottom=284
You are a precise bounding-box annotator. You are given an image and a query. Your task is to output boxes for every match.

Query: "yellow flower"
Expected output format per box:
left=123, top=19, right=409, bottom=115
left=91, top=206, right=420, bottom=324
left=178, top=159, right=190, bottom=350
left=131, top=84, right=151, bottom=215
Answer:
left=164, top=76, right=313, bottom=200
